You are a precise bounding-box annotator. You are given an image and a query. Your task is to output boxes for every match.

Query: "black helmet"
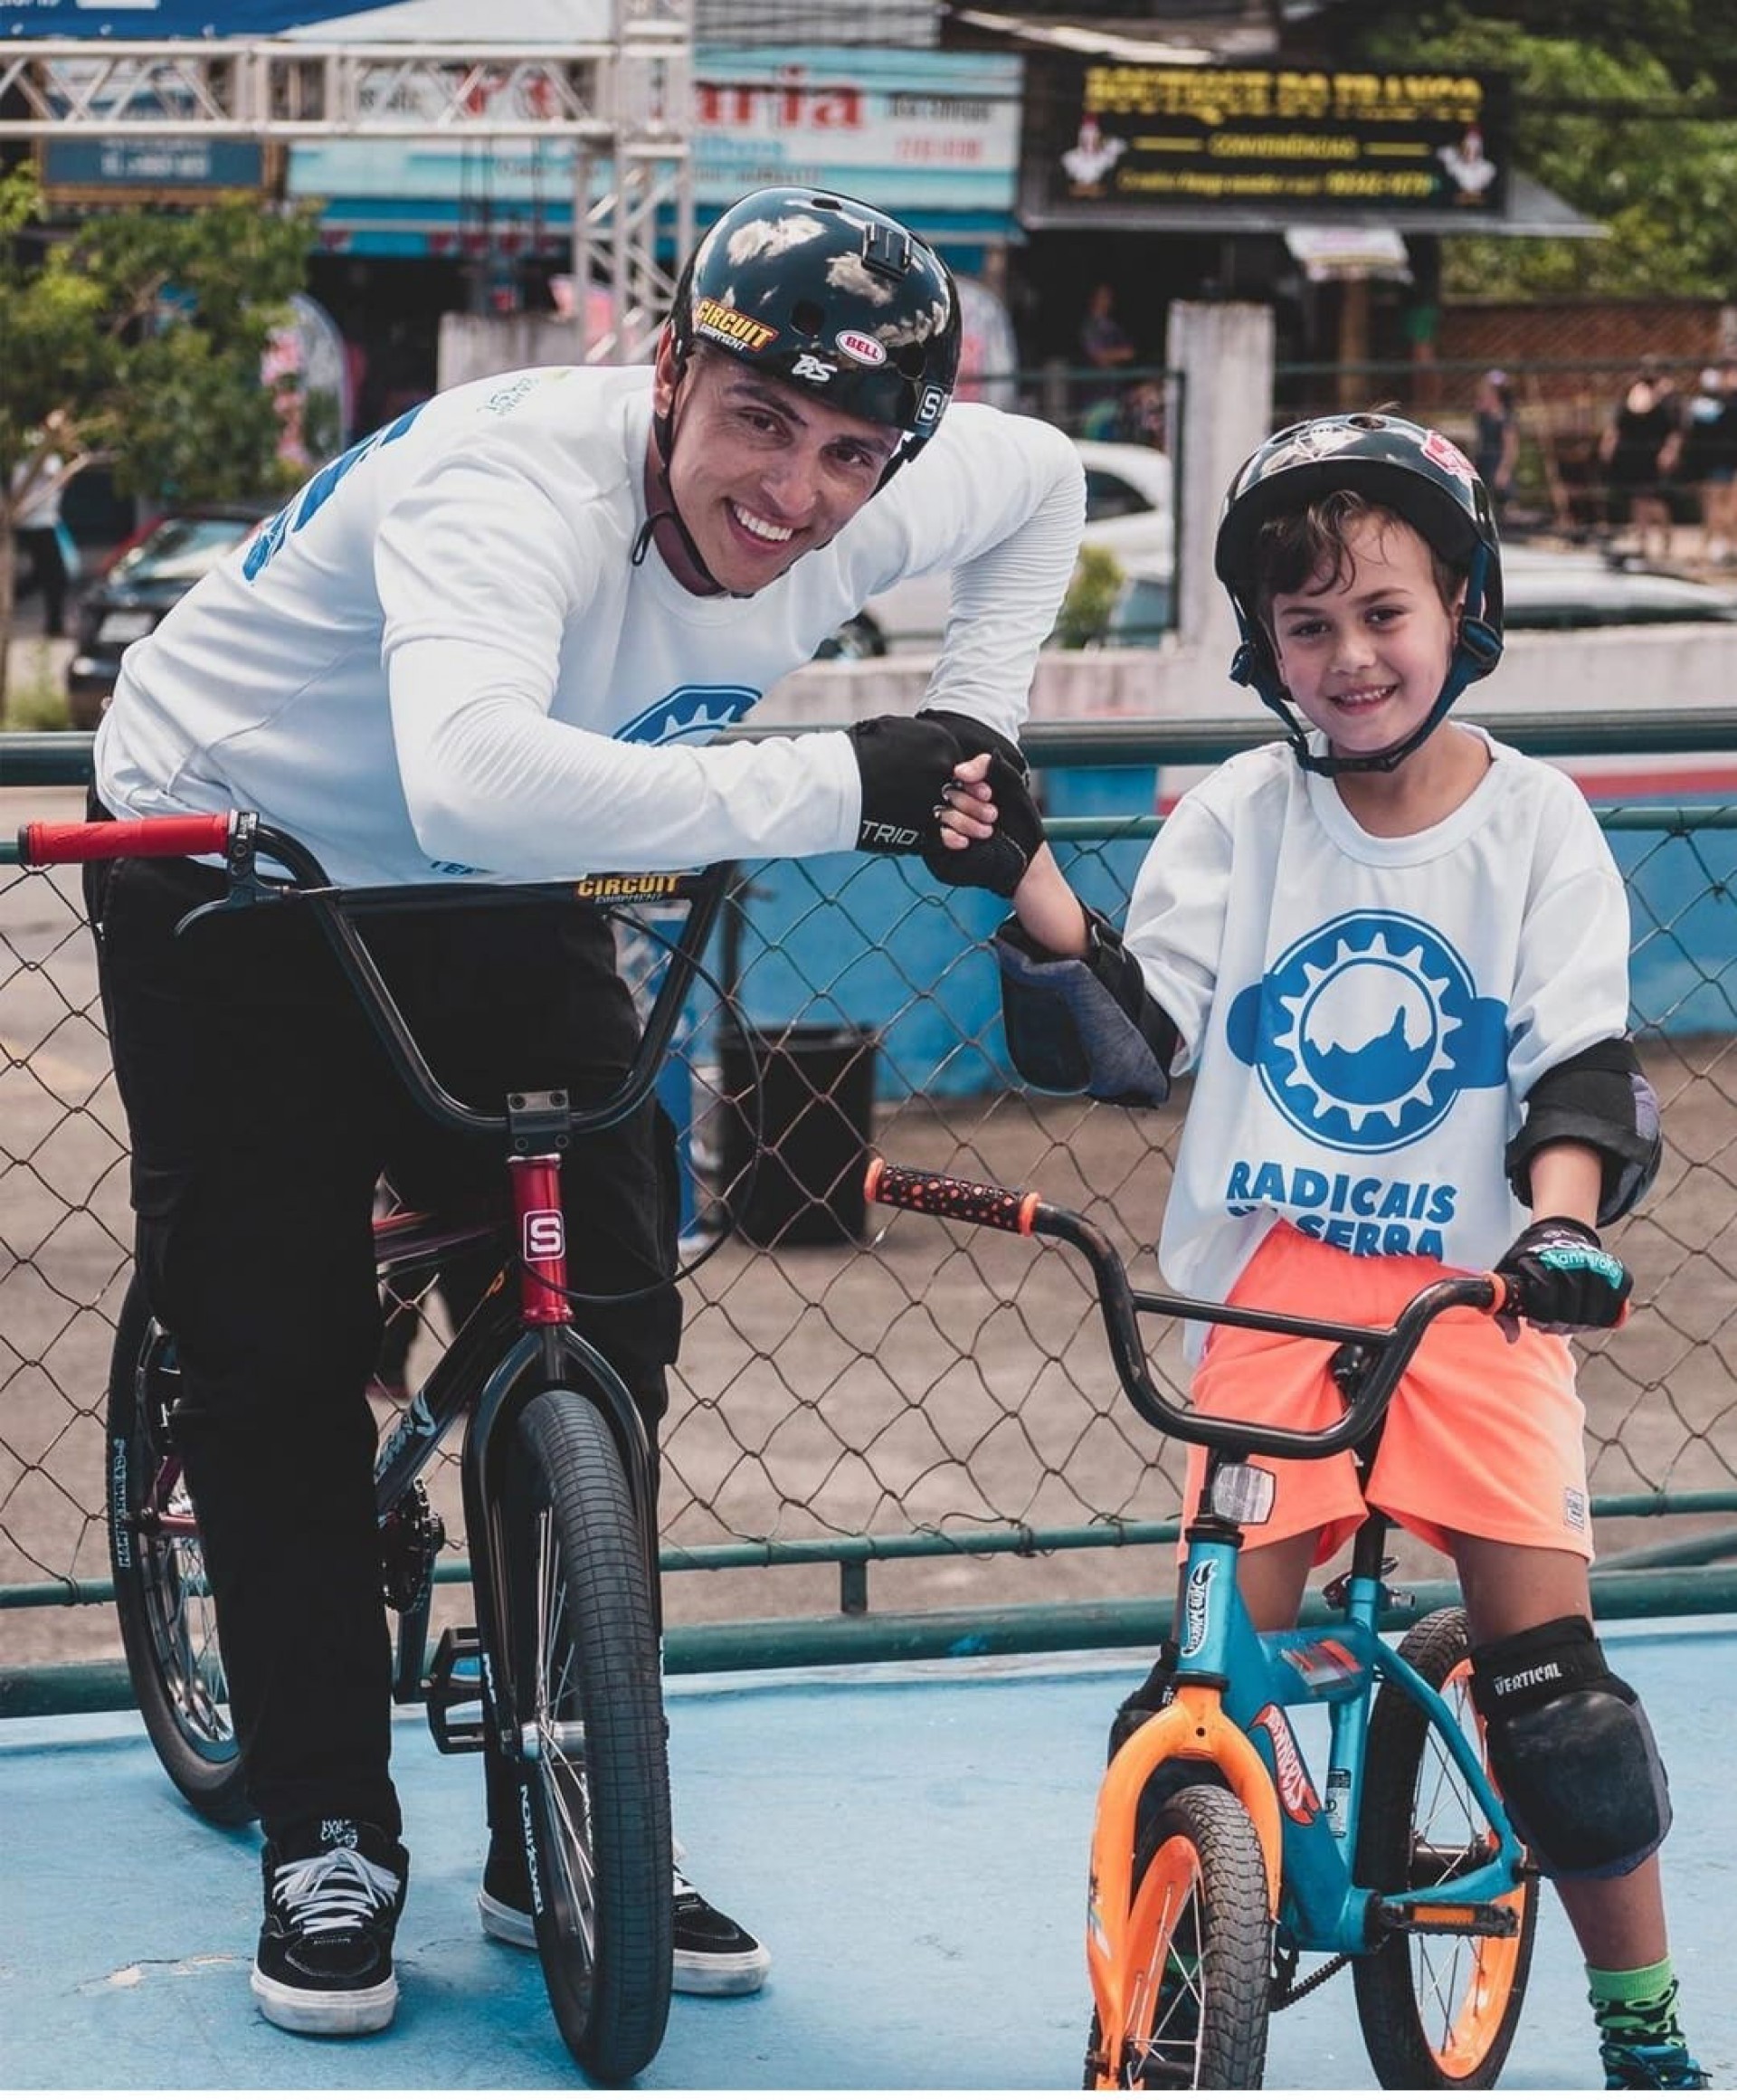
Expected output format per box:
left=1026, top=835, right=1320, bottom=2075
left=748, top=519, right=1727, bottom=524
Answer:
left=1214, top=412, right=1504, bottom=775
left=669, top=187, right=961, bottom=462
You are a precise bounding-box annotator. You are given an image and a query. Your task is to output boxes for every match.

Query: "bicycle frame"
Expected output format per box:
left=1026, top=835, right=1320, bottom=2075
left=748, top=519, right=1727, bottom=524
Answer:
left=864, top=1157, right=1528, bottom=2089
left=22, top=807, right=731, bottom=1765
left=1089, top=1516, right=1529, bottom=2071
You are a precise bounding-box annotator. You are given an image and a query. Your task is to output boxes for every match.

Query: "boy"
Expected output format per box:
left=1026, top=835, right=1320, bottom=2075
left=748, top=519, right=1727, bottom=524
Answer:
left=955, top=413, right=1706, bottom=2088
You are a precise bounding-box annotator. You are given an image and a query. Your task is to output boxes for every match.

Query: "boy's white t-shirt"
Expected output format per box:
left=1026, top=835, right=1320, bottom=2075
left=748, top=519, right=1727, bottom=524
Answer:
left=1126, top=732, right=1632, bottom=1343
left=95, top=365, right=1083, bottom=885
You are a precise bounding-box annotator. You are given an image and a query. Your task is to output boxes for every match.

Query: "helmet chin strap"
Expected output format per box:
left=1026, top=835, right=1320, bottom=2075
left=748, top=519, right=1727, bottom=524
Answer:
left=1231, top=544, right=1501, bottom=779
left=631, top=389, right=740, bottom=597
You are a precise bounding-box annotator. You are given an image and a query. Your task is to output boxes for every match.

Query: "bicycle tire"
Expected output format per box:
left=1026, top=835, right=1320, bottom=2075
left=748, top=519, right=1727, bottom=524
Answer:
left=499, top=1386, right=673, bottom=2084
left=1090, top=1782, right=1272, bottom=2089
left=1353, top=1606, right=1537, bottom=2089
left=105, top=1273, right=252, bottom=1825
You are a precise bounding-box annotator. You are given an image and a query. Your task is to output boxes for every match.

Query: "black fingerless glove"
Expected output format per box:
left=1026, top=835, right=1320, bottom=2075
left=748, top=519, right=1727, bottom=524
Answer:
left=847, top=715, right=964, bottom=855
left=1495, top=1216, right=1633, bottom=1338
left=924, top=750, right=1046, bottom=898
left=910, top=709, right=1042, bottom=898
left=915, top=708, right=1029, bottom=780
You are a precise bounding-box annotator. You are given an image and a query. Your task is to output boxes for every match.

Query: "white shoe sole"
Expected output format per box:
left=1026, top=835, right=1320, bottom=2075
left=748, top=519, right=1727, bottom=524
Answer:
left=251, top=1964, right=398, bottom=2035
left=479, top=1891, right=769, bottom=1995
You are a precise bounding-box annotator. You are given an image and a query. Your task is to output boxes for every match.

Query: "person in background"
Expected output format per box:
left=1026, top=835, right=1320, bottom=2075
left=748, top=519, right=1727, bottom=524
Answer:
left=10, top=412, right=72, bottom=638
left=1676, top=364, right=1736, bottom=565
left=1472, top=367, right=1521, bottom=518
left=1599, top=360, right=1681, bottom=565
left=1078, top=280, right=1136, bottom=439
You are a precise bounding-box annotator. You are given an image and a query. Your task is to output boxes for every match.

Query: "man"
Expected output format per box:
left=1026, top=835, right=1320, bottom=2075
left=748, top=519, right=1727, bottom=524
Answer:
left=86, top=187, right=1085, bottom=2038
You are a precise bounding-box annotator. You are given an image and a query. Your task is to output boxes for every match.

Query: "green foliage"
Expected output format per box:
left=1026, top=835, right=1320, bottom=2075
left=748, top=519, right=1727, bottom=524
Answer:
left=1052, top=546, right=1125, bottom=650
left=0, top=168, right=318, bottom=502
left=1347, top=6, right=1737, bottom=298
left=0, top=647, right=71, bottom=731
left=0, top=169, right=318, bottom=704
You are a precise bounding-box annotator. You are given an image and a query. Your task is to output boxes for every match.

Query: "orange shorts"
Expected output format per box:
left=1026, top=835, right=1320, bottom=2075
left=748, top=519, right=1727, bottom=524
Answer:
left=1182, top=1223, right=1593, bottom=1564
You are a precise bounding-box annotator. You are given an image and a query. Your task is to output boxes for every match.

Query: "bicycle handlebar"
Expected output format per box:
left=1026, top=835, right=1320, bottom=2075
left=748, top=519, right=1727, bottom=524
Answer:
left=20, top=813, right=234, bottom=863
left=866, top=1155, right=1507, bottom=1463
left=21, top=812, right=731, bottom=1147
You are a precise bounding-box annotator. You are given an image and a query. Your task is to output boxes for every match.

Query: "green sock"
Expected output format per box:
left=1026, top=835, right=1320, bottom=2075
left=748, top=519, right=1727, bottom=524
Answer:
left=1587, top=1958, right=1685, bottom=2048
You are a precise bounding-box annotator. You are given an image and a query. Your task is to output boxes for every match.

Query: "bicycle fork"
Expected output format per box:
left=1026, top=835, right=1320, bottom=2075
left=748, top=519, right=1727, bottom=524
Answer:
left=1087, top=1681, right=1284, bottom=2086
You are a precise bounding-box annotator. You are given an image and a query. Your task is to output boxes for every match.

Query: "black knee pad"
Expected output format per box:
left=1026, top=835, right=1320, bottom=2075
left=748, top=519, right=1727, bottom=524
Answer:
left=1470, top=1615, right=1672, bottom=1880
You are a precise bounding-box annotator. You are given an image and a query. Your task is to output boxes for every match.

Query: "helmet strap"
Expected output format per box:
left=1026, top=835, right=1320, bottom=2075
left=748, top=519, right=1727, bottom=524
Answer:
left=633, top=356, right=735, bottom=596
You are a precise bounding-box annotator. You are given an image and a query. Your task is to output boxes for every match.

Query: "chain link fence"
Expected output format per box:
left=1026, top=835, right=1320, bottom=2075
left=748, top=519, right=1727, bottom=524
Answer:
left=3, top=756, right=1734, bottom=1681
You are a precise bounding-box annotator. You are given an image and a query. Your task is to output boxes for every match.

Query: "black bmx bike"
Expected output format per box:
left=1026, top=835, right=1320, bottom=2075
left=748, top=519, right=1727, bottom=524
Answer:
left=21, top=808, right=738, bottom=2085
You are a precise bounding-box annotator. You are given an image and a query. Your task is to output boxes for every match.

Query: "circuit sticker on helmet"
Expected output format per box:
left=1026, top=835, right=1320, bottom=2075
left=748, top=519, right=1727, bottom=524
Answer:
left=693, top=297, right=778, bottom=354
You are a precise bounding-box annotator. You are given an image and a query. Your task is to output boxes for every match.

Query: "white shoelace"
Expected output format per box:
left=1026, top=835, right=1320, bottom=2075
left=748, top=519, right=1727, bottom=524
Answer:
left=271, top=1846, right=401, bottom=1935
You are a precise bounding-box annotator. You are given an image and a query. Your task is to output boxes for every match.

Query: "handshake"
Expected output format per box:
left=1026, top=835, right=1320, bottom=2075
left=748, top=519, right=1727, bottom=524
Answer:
left=848, top=708, right=1044, bottom=899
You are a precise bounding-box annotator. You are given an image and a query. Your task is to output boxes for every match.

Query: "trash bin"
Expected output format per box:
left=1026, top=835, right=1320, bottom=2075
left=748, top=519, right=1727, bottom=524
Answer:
left=717, top=1021, right=878, bottom=1248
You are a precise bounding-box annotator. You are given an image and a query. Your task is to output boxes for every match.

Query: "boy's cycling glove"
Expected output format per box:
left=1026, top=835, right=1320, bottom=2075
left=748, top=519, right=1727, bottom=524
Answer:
left=1495, top=1216, right=1632, bottom=1337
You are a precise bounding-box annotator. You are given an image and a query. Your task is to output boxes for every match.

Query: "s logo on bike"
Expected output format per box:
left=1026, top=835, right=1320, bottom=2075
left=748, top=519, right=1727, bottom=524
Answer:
left=525, top=1211, right=565, bottom=1262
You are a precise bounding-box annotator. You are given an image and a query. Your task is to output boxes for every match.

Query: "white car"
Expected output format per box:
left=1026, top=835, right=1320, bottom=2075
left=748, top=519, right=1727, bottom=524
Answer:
left=823, top=437, right=1174, bottom=658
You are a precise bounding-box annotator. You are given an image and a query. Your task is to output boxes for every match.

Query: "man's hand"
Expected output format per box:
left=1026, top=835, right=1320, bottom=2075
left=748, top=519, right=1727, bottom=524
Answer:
left=848, top=715, right=970, bottom=855
left=926, top=746, right=1045, bottom=898
left=1495, top=1217, right=1633, bottom=1338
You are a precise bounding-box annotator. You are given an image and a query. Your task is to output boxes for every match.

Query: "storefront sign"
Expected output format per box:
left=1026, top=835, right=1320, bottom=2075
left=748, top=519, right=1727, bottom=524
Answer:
left=1035, top=62, right=1511, bottom=218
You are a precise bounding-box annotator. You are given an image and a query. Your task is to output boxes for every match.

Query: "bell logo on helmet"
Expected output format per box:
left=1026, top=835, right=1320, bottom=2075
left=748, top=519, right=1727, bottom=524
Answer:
left=1422, top=430, right=1476, bottom=484
left=836, top=329, right=887, bottom=366
left=693, top=296, right=778, bottom=355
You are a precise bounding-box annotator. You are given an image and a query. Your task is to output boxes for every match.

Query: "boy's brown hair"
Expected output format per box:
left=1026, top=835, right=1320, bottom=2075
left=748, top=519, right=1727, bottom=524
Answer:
left=1250, top=489, right=1465, bottom=627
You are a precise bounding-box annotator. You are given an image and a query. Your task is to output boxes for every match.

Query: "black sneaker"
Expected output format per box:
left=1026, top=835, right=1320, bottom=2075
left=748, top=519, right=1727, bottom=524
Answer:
left=671, top=1859, right=769, bottom=1997
left=479, top=1835, right=768, bottom=1995
left=252, top=1818, right=408, bottom=2036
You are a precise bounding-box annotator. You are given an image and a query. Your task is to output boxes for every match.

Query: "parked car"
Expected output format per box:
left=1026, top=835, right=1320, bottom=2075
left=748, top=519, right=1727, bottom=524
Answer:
left=1101, top=541, right=1737, bottom=651
left=820, top=438, right=1174, bottom=659
left=64, top=500, right=273, bottom=729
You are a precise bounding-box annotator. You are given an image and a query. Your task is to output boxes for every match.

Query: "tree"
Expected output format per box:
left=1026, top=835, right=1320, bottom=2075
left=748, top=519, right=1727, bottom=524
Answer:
left=0, top=169, right=318, bottom=715
left=1343, top=6, right=1737, bottom=299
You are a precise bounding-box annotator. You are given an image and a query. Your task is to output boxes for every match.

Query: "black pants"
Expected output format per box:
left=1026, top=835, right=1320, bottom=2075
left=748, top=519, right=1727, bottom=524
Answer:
left=85, top=835, right=681, bottom=1842
left=15, top=524, right=69, bottom=635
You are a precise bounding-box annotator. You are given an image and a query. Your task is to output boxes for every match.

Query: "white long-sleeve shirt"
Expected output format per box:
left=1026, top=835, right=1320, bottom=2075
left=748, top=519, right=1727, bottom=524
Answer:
left=1126, top=731, right=1633, bottom=1336
left=96, top=365, right=1085, bottom=884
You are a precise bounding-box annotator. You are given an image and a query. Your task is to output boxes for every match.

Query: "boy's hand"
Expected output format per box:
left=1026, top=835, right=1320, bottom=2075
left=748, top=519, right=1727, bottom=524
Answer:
left=1495, top=1217, right=1632, bottom=1337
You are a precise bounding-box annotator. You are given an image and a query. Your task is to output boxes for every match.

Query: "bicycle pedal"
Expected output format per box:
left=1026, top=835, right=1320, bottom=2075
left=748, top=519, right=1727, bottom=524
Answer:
left=1374, top=1896, right=1522, bottom=1938
left=422, top=1623, right=489, bottom=1754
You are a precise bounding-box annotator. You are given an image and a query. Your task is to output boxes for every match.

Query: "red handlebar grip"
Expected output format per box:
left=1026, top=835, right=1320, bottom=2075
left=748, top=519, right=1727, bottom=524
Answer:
left=18, top=814, right=233, bottom=865
left=865, top=1157, right=1040, bottom=1235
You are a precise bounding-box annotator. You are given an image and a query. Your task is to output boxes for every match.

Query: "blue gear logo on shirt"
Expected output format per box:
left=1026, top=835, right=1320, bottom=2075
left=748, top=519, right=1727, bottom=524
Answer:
left=1226, top=911, right=1507, bottom=1153
left=616, top=685, right=758, bottom=746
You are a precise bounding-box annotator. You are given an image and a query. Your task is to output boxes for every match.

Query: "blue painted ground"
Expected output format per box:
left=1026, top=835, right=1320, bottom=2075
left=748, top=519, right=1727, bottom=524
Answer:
left=4, top=1623, right=1732, bottom=2092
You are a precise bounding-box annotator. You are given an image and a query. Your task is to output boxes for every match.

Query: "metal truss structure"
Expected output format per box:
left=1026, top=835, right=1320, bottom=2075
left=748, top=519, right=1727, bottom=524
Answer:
left=0, top=5, right=693, bottom=361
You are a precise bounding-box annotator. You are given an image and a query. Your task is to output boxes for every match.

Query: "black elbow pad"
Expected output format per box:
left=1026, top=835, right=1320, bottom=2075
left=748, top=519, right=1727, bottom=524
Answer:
left=1506, top=1038, right=1661, bottom=1225
left=994, top=909, right=1178, bottom=1107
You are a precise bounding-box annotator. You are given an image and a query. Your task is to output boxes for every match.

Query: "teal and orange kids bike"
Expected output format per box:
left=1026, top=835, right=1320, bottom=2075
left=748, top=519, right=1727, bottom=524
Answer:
left=868, top=1158, right=1538, bottom=2092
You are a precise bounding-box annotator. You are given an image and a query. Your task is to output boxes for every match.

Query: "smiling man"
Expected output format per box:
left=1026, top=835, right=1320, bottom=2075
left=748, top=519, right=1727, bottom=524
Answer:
left=85, top=186, right=1085, bottom=2042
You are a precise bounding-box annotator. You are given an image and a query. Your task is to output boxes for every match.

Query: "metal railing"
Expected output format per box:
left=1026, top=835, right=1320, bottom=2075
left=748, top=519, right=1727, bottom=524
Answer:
left=3, top=718, right=1733, bottom=1715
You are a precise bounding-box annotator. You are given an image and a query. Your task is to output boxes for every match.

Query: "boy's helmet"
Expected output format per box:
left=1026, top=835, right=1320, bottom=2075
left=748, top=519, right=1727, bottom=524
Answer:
left=668, top=187, right=960, bottom=468
left=1214, top=412, right=1504, bottom=774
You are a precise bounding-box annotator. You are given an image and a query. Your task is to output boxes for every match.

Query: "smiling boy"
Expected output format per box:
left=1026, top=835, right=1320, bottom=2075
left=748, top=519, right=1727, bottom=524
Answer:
left=962, top=413, right=1705, bottom=2088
